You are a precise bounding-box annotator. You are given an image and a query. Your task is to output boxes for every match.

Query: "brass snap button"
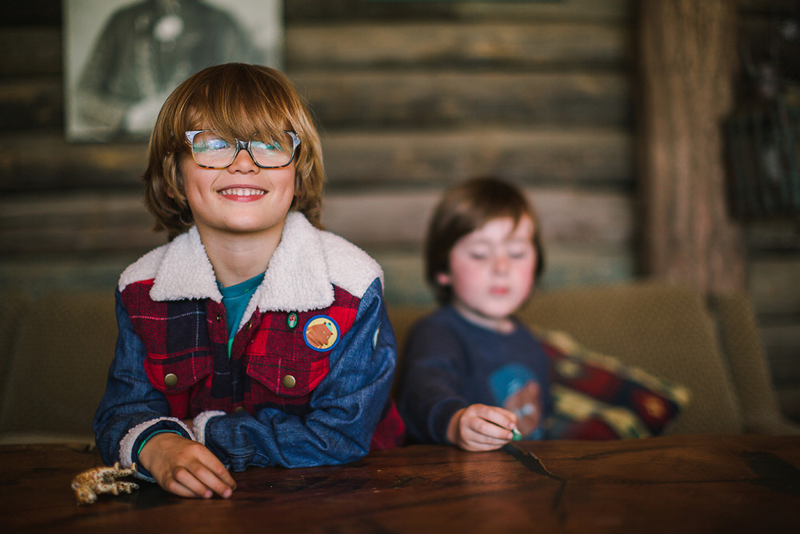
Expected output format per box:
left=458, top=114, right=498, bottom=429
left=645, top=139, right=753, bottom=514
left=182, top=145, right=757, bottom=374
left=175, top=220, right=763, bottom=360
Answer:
left=234, top=406, right=246, bottom=413
left=282, top=374, right=296, bottom=389
left=164, top=373, right=178, bottom=388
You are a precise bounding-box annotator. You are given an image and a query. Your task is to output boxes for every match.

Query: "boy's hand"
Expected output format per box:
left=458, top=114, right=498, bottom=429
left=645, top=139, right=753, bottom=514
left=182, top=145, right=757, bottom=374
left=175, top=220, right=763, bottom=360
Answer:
left=138, top=432, right=236, bottom=499
left=446, top=404, right=517, bottom=451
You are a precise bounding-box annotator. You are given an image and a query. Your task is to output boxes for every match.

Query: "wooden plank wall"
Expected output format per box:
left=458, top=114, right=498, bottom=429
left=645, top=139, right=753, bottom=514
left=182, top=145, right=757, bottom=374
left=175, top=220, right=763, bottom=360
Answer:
left=0, top=0, right=635, bottom=299
left=737, top=0, right=800, bottom=419
left=0, top=0, right=797, bottom=417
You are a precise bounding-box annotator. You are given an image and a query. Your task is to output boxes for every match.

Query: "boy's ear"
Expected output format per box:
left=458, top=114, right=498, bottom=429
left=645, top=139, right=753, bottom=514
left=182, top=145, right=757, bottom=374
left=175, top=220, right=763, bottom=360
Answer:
left=435, top=272, right=451, bottom=287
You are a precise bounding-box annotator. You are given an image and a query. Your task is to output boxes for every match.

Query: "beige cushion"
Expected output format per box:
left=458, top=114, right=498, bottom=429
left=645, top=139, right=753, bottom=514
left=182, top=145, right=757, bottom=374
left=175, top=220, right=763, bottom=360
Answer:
left=710, top=292, right=800, bottom=435
left=0, top=292, right=117, bottom=444
left=516, top=282, right=743, bottom=434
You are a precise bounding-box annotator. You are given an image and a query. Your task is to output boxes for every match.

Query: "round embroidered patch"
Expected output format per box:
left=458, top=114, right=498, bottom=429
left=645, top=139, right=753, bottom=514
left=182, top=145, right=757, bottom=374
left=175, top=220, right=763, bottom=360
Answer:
left=303, top=315, right=340, bottom=352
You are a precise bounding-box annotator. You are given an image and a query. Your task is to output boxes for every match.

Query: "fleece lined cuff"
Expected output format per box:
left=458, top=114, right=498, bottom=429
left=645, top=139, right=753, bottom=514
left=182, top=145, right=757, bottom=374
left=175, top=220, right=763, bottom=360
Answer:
left=193, top=410, right=226, bottom=445
left=120, top=417, right=195, bottom=481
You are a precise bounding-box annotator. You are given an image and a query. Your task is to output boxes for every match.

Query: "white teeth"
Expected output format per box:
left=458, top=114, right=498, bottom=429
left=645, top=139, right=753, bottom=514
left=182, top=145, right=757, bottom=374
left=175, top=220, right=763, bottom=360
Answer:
left=220, top=188, right=266, bottom=196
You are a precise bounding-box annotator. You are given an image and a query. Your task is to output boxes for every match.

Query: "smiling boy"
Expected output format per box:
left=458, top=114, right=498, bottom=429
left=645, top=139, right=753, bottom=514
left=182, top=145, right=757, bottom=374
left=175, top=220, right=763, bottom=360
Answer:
left=94, top=64, right=404, bottom=499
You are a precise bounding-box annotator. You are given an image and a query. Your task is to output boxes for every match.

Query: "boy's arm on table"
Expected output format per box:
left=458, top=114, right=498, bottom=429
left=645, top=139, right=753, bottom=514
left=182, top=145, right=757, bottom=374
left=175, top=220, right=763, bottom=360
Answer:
left=93, top=290, right=195, bottom=480
left=396, top=318, right=472, bottom=444
left=397, top=315, right=517, bottom=449
left=200, top=279, right=398, bottom=470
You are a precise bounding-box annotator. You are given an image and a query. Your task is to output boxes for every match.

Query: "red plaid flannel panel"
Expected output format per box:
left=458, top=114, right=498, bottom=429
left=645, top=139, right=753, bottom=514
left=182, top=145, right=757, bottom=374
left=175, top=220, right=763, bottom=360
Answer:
left=121, top=281, right=364, bottom=417
left=121, top=280, right=216, bottom=419
left=243, top=286, right=360, bottom=408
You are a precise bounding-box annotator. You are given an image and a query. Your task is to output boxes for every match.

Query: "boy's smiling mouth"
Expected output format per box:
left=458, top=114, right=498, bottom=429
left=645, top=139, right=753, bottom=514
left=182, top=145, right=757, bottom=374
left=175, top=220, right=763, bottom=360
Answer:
left=218, top=187, right=267, bottom=199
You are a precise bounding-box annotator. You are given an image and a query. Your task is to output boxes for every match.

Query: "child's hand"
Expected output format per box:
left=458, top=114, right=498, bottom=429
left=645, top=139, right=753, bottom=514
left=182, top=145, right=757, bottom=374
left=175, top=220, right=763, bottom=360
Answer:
left=446, top=404, right=517, bottom=452
left=138, top=432, right=236, bottom=499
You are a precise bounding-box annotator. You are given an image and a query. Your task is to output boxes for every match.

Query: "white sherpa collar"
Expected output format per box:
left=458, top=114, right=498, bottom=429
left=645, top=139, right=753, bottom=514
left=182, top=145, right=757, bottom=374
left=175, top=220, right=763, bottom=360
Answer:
left=246, top=211, right=333, bottom=315
left=151, top=227, right=221, bottom=302
left=119, top=212, right=383, bottom=322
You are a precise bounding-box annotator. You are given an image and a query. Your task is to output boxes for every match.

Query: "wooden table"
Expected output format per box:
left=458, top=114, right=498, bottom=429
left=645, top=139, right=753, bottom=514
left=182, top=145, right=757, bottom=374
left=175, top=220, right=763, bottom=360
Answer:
left=1, top=435, right=799, bottom=533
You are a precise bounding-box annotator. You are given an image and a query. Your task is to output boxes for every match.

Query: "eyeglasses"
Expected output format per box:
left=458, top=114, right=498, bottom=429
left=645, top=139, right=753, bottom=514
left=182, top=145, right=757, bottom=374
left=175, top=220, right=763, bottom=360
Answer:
left=185, top=130, right=301, bottom=169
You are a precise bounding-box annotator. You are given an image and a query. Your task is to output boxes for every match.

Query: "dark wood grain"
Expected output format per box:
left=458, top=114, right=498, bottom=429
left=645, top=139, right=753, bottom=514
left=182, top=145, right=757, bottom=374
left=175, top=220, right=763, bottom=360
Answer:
left=1, top=436, right=798, bottom=533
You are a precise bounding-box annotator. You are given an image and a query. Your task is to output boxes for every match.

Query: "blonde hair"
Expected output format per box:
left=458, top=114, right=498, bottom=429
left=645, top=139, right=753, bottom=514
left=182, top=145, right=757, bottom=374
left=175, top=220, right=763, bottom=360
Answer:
left=143, top=63, right=325, bottom=238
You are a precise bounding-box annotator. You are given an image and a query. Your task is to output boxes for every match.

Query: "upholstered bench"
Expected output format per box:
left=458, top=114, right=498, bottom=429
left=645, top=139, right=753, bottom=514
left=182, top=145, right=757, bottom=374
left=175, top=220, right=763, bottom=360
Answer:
left=1, top=281, right=797, bottom=445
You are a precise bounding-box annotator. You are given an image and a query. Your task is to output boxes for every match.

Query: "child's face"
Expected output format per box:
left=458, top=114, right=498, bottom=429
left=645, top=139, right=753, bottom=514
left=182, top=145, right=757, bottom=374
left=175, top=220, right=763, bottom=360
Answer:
left=179, top=147, right=296, bottom=240
left=437, top=216, right=537, bottom=329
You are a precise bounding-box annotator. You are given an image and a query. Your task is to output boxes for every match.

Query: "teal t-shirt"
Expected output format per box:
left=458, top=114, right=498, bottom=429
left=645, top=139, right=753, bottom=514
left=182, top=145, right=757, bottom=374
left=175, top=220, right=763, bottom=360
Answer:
left=217, top=273, right=265, bottom=357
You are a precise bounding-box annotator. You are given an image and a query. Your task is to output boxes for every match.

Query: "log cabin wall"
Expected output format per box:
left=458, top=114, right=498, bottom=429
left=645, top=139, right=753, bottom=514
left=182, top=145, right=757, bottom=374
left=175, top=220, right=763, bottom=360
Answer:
left=0, top=0, right=797, bottom=420
left=736, top=0, right=800, bottom=422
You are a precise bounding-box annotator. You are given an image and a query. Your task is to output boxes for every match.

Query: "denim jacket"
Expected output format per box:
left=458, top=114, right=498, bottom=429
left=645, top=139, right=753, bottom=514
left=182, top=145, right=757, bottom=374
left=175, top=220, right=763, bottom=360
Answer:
left=94, top=213, right=403, bottom=480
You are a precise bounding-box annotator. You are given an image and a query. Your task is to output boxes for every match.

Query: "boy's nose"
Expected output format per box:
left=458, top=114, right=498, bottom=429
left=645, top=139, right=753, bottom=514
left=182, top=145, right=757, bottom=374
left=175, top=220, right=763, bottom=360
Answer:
left=493, top=254, right=510, bottom=273
left=228, top=147, right=259, bottom=172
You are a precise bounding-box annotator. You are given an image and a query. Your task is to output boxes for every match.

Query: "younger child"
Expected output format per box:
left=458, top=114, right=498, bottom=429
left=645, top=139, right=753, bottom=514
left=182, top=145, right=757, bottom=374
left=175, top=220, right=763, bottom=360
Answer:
left=397, top=177, right=551, bottom=451
left=94, top=63, right=404, bottom=499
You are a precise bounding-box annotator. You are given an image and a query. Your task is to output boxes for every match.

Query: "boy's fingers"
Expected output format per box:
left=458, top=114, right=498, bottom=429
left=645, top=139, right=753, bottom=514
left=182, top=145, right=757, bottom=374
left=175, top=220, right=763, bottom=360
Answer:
left=214, top=464, right=237, bottom=489
left=461, top=411, right=512, bottom=441
left=197, top=449, right=237, bottom=490
left=196, top=464, right=236, bottom=498
left=473, top=404, right=516, bottom=430
left=173, top=466, right=230, bottom=499
left=460, top=427, right=510, bottom=450
left=475, top=419, right=513, bottom=440
left=168, top=469, right=212, bottom=499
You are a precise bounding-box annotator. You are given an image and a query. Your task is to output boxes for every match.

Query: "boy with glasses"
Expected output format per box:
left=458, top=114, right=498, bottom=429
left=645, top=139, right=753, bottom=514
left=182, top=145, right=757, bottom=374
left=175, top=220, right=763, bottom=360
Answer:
left=94, top=63, right=404, bottom=499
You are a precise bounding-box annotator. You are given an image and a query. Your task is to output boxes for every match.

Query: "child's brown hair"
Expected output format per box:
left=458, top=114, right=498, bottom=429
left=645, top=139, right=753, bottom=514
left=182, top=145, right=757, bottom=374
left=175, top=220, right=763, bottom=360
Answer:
left=425, top=177, right=545, bottom=305
left=143, top=63, right=325, bottom=238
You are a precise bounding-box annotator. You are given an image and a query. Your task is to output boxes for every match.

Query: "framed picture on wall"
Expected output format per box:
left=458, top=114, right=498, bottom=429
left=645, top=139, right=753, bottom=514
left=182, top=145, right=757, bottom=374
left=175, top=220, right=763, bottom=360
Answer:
left=63, top=0, right=284, bottom=142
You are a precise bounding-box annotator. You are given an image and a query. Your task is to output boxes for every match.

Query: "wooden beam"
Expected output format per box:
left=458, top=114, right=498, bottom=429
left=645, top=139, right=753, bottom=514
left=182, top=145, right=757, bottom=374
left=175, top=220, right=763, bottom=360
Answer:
left=321, top=127, right=632, bottom=186
left=637, top=0, right=746, bottom=294
left=0, top=29, right=62, bottom=76
left=0, top=78, right=63, bottom=131
left=293, top=71, right=631, bottom=128
left=0, top=188, right=633, bottom=255
left=0, top=134, right=147, bottom=191
left=0, top=128, right=632, bottom=192
left=287, top=22, right=629, bottom=70
left=284, top=0, right=632, bottom=23
left=750, top=258, right=800, bottom=316
left=321, top=187, right=633, bottom=247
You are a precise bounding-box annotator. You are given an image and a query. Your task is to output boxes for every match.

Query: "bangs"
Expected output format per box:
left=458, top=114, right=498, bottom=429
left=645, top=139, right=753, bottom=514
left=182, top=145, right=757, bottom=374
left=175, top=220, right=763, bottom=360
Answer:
left=176, top=65, right=297, bottom=142
left=453, top=185, right=529, bottom=237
